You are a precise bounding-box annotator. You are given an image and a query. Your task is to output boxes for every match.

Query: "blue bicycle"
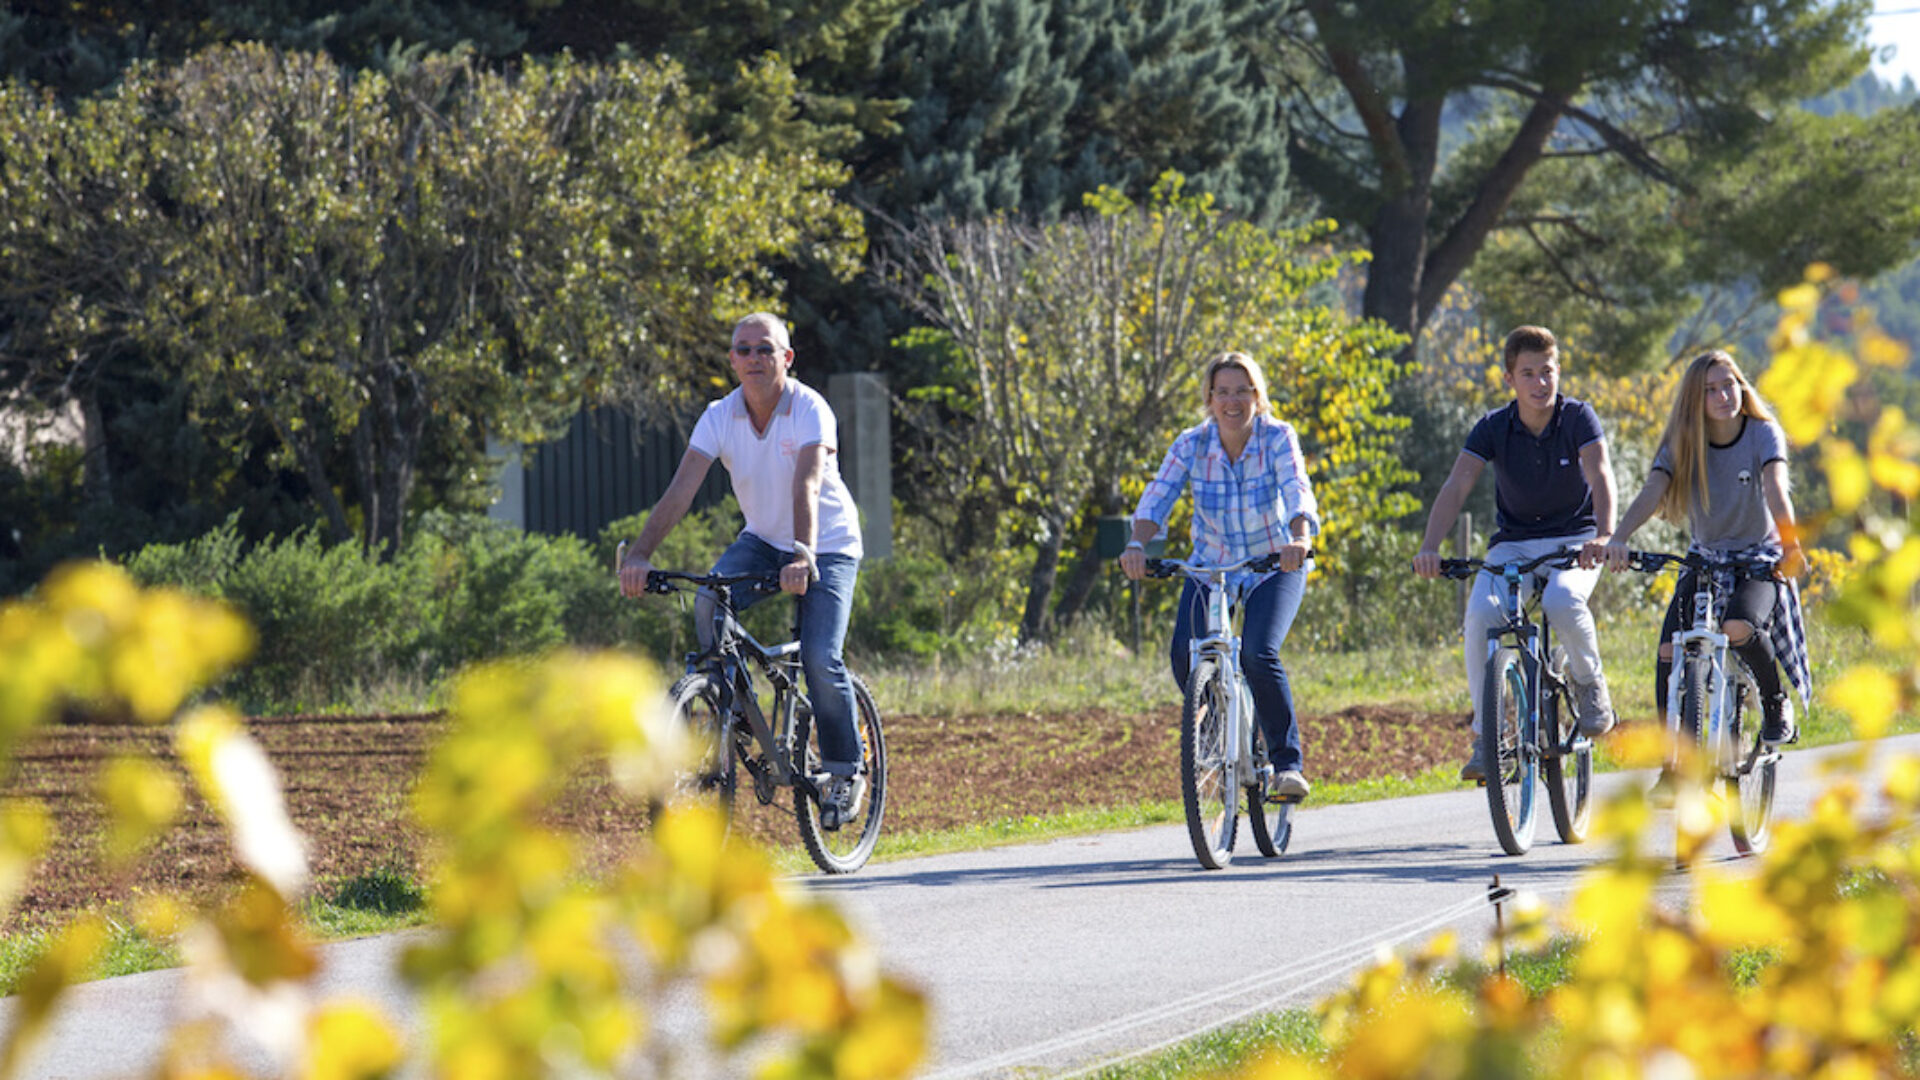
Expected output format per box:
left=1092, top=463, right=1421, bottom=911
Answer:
left=1436, top=549, right=1594, bottom=855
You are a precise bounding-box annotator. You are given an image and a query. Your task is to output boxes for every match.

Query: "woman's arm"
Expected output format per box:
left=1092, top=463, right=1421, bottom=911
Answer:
left=1762, top=459, right=1804, bottom=577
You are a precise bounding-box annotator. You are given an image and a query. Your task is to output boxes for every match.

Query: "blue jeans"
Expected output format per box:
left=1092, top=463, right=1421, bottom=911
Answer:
left=1170, top=569, right=1308, bottom=773
left=702, top=534, right=862, bottom=773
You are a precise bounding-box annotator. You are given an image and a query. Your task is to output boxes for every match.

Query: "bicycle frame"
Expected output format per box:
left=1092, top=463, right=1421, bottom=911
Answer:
left=648, top=563, right=816, bottom=797
left=1171, top=560, right=1262, bottom=791
left=1645, top=553, right=1780, bottom=781
left=1456, top=551, right=1587, bottom=768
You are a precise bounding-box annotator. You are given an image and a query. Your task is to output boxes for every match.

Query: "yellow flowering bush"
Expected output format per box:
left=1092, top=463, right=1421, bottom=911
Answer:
left=0, top=565, right=924, bottom=1079
left=1235, top=270, right=1920, bottom=1079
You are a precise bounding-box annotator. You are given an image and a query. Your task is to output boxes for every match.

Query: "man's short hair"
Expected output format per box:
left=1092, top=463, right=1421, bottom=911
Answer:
left=1502, top=325, right=1558, bottom=372
left=733, top=312, right=792, bottom=351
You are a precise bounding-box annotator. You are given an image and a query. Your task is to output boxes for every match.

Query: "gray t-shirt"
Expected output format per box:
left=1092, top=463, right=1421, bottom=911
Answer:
left=1650, top=417, right=1789, bottom=553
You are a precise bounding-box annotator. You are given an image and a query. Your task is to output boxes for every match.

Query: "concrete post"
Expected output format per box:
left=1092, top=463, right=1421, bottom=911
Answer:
left=827, top=372, right=893, bottom=560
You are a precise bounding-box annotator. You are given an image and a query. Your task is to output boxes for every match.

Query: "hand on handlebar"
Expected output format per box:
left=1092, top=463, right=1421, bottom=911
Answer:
left=1275, top=539, right=1311, bottom=574
left=616, top=542, right=654, bottom=599
left=1585, top=537, right=1633, bottom=573
left=1411, top=548, right=1443, bottom=579
left=1119, top=546, right=1147, bottom=581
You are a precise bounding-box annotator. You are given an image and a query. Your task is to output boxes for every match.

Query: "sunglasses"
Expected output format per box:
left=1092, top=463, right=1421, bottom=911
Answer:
left=731, top=344, right=781, bottom=357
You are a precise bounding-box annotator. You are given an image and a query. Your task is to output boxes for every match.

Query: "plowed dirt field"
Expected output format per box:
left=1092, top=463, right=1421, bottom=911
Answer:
left=5, top=704, right=1473, bottom=929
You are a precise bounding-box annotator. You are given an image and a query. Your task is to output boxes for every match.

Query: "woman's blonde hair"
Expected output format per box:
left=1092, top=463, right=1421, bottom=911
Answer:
left=1201, top=352, right=1272, bottom=417
left=1654, top=349, right=1779, bottom=522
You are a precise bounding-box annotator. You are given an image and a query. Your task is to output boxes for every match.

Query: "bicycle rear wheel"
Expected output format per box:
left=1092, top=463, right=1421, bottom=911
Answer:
left=1180, top=659, right=1238, bottom=869
left=1247, top=721, right=1291, bottom=858
left=794, top=674, right=887, bottom=874
left=1481, top=647, right=1537, bottom=856
left=666, top=671, right=739, bottom=824
left=1726, top=655, right=1777, bottom=855
left=1539, top=647, right=1592, bottom=844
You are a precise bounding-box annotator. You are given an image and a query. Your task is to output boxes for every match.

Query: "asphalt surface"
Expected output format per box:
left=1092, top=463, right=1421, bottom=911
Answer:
left=6, top=734, right=1918, bottom=1079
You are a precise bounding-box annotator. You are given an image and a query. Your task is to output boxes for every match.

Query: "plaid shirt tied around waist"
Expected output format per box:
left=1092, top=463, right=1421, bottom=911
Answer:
left=1133, top=417, right=1321, bottom=592
left=1692, top=541, right=1812, bottom=707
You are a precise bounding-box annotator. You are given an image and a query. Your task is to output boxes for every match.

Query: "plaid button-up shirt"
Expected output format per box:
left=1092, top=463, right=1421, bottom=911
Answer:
left=1134, top=416, right=1321, bottom=589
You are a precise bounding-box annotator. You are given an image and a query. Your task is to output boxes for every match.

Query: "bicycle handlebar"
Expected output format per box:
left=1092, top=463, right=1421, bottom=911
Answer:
left=1141, top=550, right=1316, bottom=579
left=1434, top=546, right=1581, bottom=581
left=1620, top=549, right=1777, bottom=578
left=642, top=568, right=785, bottom=595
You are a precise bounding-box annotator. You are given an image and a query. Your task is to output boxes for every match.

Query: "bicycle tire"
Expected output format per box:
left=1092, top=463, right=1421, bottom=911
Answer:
left=1247, top=721, right=1291, bottom=858
left=1726, top=655, right=1777, bottom=855
left=1180, top=659, right=1238, bottom=869
left=666, top=671, right=739, bottom=825
left=1539, top=646, right=1592, bottom=844
left=1678, top=650, right=1711, bottom=750
left=1481, top=647, right=1538, bottom=856
left=794, top=673, right=887, bottom=874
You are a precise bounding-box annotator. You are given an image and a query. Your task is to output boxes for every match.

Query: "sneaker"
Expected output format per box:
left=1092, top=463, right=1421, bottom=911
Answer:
left=1269, top=770, right=1311, bottom=802
left=1572, top=677, right=1617, bottom=737
left=818, top=775, right=857, bottom=831
left=1459, top=748, right=1487, bottom=782
left=1762, top=693, right=1798, bottom=746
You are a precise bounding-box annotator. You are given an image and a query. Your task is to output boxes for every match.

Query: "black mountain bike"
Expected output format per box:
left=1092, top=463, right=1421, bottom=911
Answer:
left=1434, top=549, right=1594, bottom=855
left=638, top=560, right=886, bottom=875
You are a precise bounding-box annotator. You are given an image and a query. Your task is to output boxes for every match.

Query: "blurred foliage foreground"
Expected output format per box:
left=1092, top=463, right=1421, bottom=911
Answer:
left=0, top=274, right=1916, bottom=1079
left=0, top=567, right=925, bottom=1078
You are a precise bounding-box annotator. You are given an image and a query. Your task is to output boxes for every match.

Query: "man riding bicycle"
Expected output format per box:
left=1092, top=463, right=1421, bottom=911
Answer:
left=616, top=312, right=866, bottom=828
left=1412, top=326, right=1621, bottom=781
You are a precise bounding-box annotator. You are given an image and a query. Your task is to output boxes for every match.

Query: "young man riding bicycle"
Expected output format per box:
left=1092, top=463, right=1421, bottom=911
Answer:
left=1412, top=326, right=1620, bottom=781
left=616, top=312, right=866, bottom=828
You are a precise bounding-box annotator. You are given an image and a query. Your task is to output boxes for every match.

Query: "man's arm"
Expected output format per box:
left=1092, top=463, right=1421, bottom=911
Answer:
left=1412, top=452, right=1486, bottom=578
left=1596, top=469, right=1669, bottom=570
left=618, top=448, right=714, bottom=597
left=1578, top=439, right=1617, bottom=557
left=783, top=443, right=831, bottom=595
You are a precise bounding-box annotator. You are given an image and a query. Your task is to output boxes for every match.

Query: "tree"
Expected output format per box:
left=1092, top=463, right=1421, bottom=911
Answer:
left=864, top=0, right=1291, bottom=225
left=0, top=44, right=864, bottom=559
left=880, top=174, right=1409, bottom=643
left=1261, top=0, right=1910, bottom=359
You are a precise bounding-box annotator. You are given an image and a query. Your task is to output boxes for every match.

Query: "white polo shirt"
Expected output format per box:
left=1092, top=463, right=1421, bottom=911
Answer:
left=689, top=381, right=863, bottom=558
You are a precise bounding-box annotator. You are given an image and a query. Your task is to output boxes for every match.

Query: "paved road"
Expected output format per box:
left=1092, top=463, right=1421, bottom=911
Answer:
left=8, top=735, right=1918, bottom=1079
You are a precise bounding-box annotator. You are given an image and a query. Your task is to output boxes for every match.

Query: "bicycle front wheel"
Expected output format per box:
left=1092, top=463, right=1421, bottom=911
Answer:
left=794, top=674, right=887, bottom=874
left=1481, top=647, right=1538, bottom=856
left=1180, top=659, right=1238, bottom=869
left=1726, top=655, right=1777, bottom=855
left=1247, top=720, right=1291, bottom=858
left=1539, top=647, right=1592, bottom=844
left=666, top=671, right=740, bottom=825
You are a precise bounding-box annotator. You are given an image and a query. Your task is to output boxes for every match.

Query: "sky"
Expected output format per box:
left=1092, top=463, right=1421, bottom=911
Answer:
left=1869, top=1, right=1920, bottom=87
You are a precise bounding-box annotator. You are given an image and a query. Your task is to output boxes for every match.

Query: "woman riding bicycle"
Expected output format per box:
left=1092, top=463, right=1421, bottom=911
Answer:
left=1119, top=352, right=1318, bottom=801
left=1594, top=349, right=1811, bottom=749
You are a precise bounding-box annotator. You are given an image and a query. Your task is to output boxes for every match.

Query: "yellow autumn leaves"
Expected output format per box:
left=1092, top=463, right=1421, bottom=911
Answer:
left=0, top=565, right=924, bottom=1078
left=1232, top=269, right=1920, bottom=1079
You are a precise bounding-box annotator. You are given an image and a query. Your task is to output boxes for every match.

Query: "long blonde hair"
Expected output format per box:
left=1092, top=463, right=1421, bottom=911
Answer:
left=1201, top=352, right=1272, bottom=417
left=1654, top=350, right=1778, bottom=522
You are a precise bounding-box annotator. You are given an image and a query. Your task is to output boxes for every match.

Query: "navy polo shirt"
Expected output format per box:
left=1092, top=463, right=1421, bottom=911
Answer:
left=1461, top=395, right=1605, bottom=545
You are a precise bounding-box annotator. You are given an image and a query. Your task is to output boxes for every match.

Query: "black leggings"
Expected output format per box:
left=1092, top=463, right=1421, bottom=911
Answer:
left=1653, top=571, right=1783, bottom=716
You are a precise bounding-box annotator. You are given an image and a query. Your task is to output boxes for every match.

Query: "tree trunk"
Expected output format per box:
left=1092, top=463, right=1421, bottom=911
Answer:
left=76, top=385, right=112, bottom=507
left=355, top=358, right=427, bottom=562
left=1019, top=513, right=1066, bottom=646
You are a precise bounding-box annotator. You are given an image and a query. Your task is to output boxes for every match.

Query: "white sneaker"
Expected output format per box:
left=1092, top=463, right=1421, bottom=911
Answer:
left=1269, top=770, right=1311, bottom=802
left=1572, top=677, right=1616, bottom=736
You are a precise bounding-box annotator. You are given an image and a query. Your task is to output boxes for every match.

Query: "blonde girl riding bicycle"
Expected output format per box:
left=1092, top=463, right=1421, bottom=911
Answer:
left=1594, top=349, right=1812, bottom=764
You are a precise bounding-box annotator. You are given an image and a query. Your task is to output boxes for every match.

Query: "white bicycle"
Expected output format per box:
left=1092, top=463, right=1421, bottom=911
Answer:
left=1141, top=553, right=1301, bottom=869
left=1625, top=549, right=1781, bottom=855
